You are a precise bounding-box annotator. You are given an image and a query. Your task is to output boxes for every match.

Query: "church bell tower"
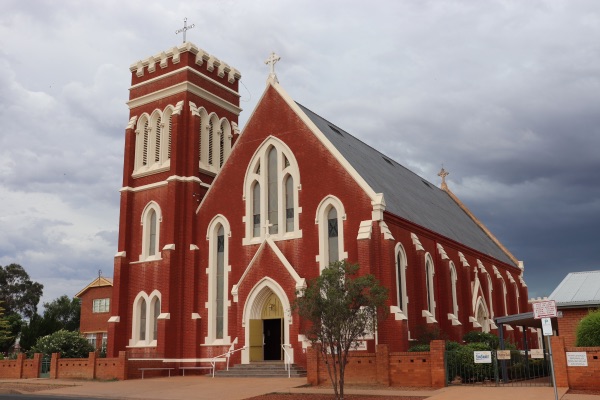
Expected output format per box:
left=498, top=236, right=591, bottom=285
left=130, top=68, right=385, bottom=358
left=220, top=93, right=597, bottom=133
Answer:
left=107, top=41, right=242, bottom=359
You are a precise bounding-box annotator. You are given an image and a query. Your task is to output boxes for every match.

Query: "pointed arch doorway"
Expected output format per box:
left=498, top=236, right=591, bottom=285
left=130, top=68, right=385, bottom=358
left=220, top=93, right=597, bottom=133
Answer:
left=249, top=291, right=284, bottom=361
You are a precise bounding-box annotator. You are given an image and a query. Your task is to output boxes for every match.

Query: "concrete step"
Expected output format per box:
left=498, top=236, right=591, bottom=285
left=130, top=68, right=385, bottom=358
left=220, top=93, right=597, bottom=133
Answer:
left=214, top=362, right=307, bottom=378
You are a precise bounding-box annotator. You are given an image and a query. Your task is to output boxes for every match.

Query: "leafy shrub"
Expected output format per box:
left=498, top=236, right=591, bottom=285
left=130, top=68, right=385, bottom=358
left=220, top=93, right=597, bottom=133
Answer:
left=408, top=344, right=430, bottom=352
left=29, top=329, right=94, bottom=358
left=462, top=331, right=499, bottom=349
left=446, top=342, right=495, bottom=383
left=576, top=310, right=600, bottom=347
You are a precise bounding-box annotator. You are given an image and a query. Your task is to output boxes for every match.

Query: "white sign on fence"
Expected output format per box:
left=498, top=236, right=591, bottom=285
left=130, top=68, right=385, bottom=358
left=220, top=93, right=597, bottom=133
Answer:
left=474, top=351, right=492, bottom=364
left=533, top=300, right=557, bottom=319
left=497, top=350, right=511, bottom=360
left=566, top=352, right=588, bottom=367
left=530, top=349, right=544, bottom=359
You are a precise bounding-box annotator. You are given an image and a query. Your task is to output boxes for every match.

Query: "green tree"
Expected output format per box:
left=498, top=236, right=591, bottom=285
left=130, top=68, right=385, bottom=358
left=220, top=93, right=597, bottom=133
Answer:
left=0, top=313, right=22, bottom=353
left=0, top=264, right=44, bottom=319
left=42, top=295, right=81, bottom=332
left=29, top=329, right=94, bottom=358
left=576, top=310, right=600, bottom=347
left=294, top=261, right=388, bottom=400
left=0, top=302, right=13, bottom=344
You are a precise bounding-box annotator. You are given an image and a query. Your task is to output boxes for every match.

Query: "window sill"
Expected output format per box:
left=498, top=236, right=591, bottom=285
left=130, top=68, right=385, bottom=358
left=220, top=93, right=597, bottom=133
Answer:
left=132, top=162, right=170, bottom=179
left=242, top=230, right=303, bottom=246
left=131, top=256, right=163, bottom=265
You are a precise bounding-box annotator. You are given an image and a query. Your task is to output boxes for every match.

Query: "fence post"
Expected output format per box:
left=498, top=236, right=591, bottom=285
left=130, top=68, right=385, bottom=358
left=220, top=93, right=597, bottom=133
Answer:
left=306, top=345, right=320, bottom=386
left=430, top=340, right=446, bottom=387
left=89, top=351, right=97, bottom=379
left=550, top=336, right=568, bottom=387
left=376, top=344, right=390, bottom=386
left=16, top=353, right=25, bottom=378
left=50, top=353, right=60, bottom=379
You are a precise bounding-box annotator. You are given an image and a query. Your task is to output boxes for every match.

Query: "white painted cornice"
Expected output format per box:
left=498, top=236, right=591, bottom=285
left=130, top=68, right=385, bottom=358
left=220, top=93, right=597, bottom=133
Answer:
left=437, top=243, right=449, bottom=260
left=127, top=81, right=242, bottom=116
left=458, top=252, right=470, bottom=268
left=410, top=233, right=424, bottom=252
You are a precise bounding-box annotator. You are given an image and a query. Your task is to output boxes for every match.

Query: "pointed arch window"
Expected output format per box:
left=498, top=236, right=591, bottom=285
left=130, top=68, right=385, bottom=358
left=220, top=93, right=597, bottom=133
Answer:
left=194, top=108, right=232, bottom=174
left=207, top=216, right=231, bottom=344
left=327, top=207, right=339, bottom=265
left=133, top=106, right=173, bottom=176
left=284, top=175, right=294, bottom=232
left=130, top=291, right=162, bottom=347
left=139, top=298, right=147, bottom=341
left=425, top=254, right=436, bottom=316
left=315, top=196, right=347, bottom=271
left=395, top=243, right=408, bottom=316
left=141, top=202, right=162, bottom=261
left=486, top=274, right=494, bottom=319
left=243, top=137, right=301, bottom=244
left=450, top=262, right=458, bottom=317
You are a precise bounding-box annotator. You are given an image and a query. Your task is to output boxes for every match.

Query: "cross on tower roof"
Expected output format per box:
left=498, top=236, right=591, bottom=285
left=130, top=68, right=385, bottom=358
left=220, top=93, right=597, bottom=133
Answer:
left=175, top=18, right=195, bottom=43
left=265, top=52, right=281, bottom=83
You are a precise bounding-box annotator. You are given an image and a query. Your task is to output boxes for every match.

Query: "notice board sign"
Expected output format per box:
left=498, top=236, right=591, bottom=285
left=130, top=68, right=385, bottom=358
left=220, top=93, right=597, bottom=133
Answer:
left=497, top=350, right=511, bottom=360
left=566, top=352, right=588, bottom=367
left=474, top=351, right=492, bottom=364
left=530, top=349, right=544, bottom=359
left=533, top=300, right=557, bottom=319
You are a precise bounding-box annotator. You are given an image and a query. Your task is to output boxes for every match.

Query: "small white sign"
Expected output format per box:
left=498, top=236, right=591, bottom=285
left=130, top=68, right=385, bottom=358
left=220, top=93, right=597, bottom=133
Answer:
left=533, top=300, right=557, bottom=319
left=497, top=350, right=511, bottom=360
left=350, top=341, right=367, bottom=351
left=474, top=351, right=492, bottom=364
left=530, top=349, right=544, bottom=359
left=541, top=317, right=553, bottom=336
left=566, top=352, right=588, bottom=367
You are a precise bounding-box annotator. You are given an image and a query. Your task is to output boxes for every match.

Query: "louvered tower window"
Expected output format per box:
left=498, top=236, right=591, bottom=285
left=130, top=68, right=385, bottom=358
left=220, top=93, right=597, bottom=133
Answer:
left=167, top=115, right=172, bottom=159
left=142, top=121, right=149, bottom=166
left=154, top=116, right=161, bottom=163
left=208, top=121, right=214, bottom=165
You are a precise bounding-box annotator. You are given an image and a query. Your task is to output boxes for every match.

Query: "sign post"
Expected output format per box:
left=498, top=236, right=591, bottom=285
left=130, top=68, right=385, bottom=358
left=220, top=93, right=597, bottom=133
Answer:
left=533, top=300, right=558, bottom=400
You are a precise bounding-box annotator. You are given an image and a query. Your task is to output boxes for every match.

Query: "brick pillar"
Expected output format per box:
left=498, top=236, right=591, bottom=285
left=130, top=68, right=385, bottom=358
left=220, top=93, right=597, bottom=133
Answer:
left=550, top=336, right=568, bottom=388
left=376, top=344, right=390, bottom=386
left=50, top=353, right=60, bottom=379
left=88, top=352, right=97, bottom=379
left=119, top=351, right=128, bottom=380
left=16, top=353, right=25, bottom=378
left=430, top=340, right=446, bottom=388
left=31, top=353, right=42, bottom=379
left=306, top=346, right=319, bottom=386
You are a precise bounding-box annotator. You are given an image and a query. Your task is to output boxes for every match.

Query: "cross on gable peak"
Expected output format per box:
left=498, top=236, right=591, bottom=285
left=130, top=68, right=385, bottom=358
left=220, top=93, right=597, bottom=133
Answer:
left=265, top=51, right=281, bottom=83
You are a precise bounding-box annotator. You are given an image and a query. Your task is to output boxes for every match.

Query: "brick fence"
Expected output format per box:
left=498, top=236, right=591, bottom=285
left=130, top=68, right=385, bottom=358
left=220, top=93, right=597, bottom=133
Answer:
left=306, top=340, right=446, bottom=388
left=1, top=338, right=598, bottom=388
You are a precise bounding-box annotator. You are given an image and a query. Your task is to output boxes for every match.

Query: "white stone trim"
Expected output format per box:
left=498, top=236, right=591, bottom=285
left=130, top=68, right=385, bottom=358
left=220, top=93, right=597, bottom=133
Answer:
left=315, top=195, right=348, bottom=271
left=410, top=233, right=424, bottom=251
left=379, top=221, right=394, bottom=240
left=395, top=242, right=409, bottom=318
left=390, top=305, right=407, bottom=321
left=204, top=214, right=232, bottom=345
left=371, top=193, right=386, bottom=221
left=356, top=220, right=372, bottom=240
left=130, top=66, right=241, bottom=98
left=139, top=201, right=162, bottom=261
left=130, top=42, right=241, bottom=83
left=129, top=290, right=162, bottom=347
left=458, top=252, right=470, bottom=268
left=437, top=243, right=449, bottom=260
left=108, top=316, right=120, bottom=323
left=232, top=237, right=306, bottom=303
left=241, top=277, right=293, bottom=364
left=126, top=116, right=138, bottom=130
left=127, top=81, right=242, bottom=116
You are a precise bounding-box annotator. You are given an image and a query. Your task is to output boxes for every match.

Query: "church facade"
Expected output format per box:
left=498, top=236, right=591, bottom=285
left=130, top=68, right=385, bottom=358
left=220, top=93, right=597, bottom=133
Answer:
left=106, top=42, right=530, bottom=368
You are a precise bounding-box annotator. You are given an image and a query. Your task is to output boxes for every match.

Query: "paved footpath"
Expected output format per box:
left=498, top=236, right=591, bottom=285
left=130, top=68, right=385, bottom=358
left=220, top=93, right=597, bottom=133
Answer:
left=1, top=377, right=599, bottom=400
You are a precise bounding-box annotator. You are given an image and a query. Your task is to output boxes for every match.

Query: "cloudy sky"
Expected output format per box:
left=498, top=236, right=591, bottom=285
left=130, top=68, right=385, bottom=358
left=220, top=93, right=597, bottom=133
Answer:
left=1, top=0, right=598, bottom=310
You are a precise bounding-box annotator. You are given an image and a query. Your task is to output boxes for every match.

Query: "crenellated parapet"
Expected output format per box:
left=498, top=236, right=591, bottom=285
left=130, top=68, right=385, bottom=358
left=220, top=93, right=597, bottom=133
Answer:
left=129, top=42, right=242, bottom=83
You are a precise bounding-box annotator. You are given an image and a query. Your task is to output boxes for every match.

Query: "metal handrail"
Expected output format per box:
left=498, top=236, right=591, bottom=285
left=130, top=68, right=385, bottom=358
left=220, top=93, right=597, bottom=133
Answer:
left=210, top=345, right=247, bottom=377
left=281, top=344, right=292, bottom=378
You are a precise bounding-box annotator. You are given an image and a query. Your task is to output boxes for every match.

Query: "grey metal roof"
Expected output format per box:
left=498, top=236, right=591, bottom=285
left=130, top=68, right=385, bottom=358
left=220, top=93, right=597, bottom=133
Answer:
left=297, top=103, right=516, bottom=267
left=548, top=271, right=600, bottom=307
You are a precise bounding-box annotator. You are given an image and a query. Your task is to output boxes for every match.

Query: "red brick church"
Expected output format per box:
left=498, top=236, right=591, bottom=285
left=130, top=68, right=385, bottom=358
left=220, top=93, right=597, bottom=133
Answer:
left=106, top=42, right=530, bottom=368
